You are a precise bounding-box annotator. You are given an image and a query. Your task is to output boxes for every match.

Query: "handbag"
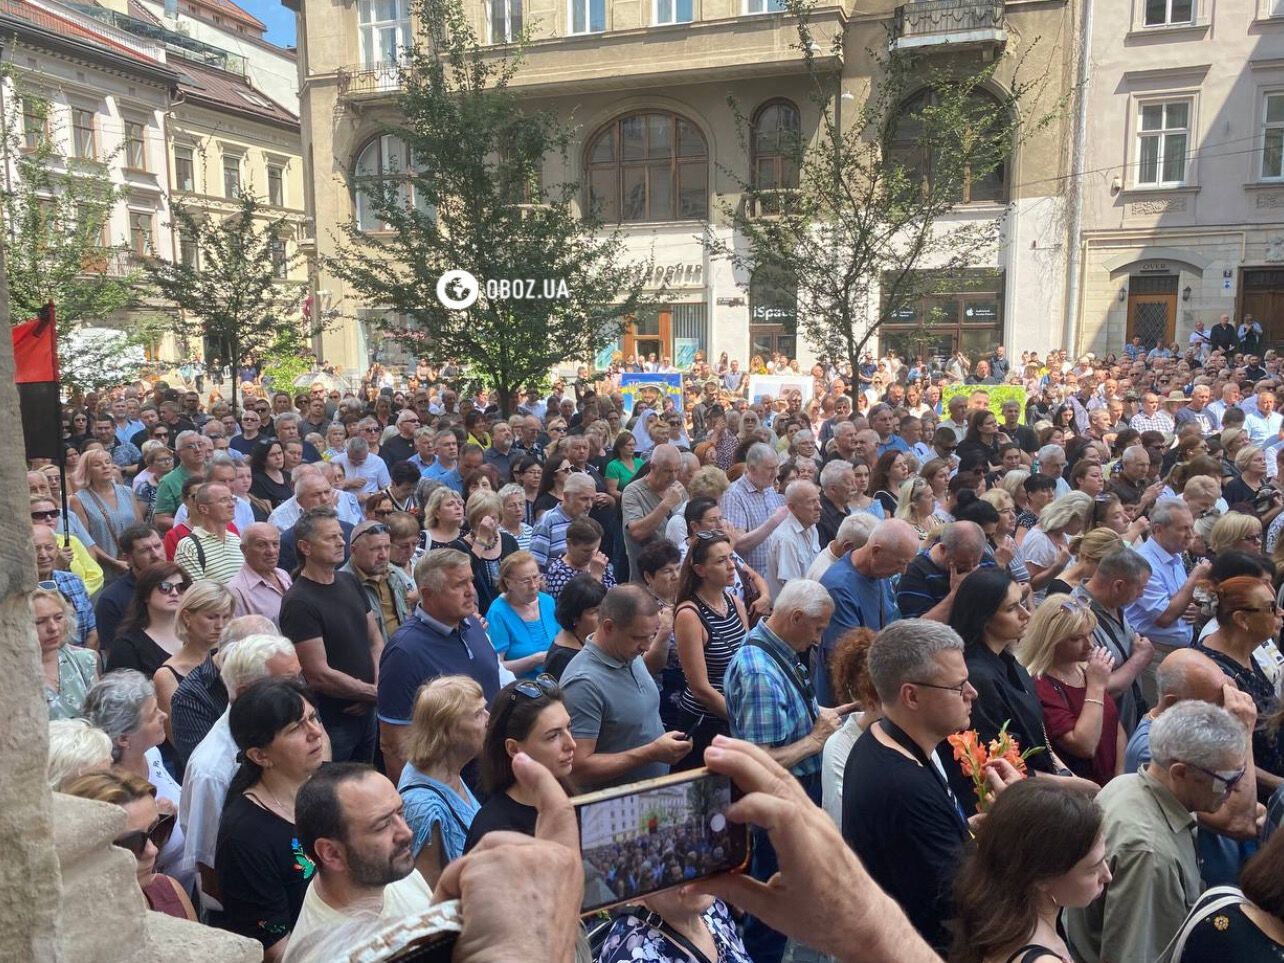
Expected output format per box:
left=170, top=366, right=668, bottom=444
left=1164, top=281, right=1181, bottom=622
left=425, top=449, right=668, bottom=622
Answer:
left=737, top=562, right=764, bottom=627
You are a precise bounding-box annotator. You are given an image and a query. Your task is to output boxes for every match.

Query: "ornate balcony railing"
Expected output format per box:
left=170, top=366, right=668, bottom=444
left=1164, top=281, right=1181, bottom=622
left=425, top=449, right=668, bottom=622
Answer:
left=336, top=62, right=405, bottom=98
left=893, top=0, right=1006, bottom=50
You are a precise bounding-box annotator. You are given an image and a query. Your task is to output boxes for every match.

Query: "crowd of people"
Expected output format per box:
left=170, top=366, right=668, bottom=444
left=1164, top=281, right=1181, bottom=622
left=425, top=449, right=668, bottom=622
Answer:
left=28, top=327, right=1284, bottom=962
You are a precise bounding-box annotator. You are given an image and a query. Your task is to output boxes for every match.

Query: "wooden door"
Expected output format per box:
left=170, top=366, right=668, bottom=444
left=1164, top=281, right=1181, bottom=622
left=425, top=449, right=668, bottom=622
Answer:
left=1241, top=270, right=1284, bottom=348
left=623, top=307, right=673, bottom=364
left=1127, top=274, right=1178, bottom=346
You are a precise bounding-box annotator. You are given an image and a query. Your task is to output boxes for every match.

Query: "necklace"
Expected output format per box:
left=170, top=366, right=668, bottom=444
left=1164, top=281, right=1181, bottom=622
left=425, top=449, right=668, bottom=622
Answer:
left=256, top=775, right=294, bottom=820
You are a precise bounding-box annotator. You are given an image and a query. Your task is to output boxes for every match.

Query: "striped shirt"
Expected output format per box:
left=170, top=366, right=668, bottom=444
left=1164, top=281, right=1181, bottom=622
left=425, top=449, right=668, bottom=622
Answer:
left=677, top=592, right=745, bottom=717
left=175, top=527, right=243, bottom=585
left=721, top=475, right=785, bottom=573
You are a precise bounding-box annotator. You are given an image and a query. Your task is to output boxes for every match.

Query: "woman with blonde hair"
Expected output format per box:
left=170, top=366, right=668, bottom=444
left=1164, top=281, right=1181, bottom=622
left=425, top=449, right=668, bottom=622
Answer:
left=399, top=676, right=488, bottom=887
left=1018, top=593, right=1124, bottom=785
left=896, top=476, right=938, bottom=542
left=1045, top=527, right=1124, bottom=596
left=1020, top=492, right=1094, bottom=600
left=153, top=579, right=233, bottom=742
left=664, top=465, right=732, bottom=546
left=487, top=551, right=558, bottom=678
left=47, top=717, right=112, bottom=790
left=71, top=447, right=140, bottom=576
left=460, top=490, right=518, bottom=614
left=1209, top=511, right=1264, bottom=557
left=34, top=586, right=98, bottom=720
left=423, top=485, right=466, bottom=549
left=1181, top=474, right=1222, bottom=520
left=496, top=483, right=534, bottom=552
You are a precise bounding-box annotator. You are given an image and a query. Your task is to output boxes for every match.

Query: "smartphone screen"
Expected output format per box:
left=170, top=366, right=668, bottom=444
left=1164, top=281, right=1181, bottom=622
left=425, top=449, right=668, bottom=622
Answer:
left=573, top=768, right=750, bottom=915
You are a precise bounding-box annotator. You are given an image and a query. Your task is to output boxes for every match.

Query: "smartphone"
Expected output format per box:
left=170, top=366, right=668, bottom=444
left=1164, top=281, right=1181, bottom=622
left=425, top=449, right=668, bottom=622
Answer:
left=572, top=767, right=750, bottom=915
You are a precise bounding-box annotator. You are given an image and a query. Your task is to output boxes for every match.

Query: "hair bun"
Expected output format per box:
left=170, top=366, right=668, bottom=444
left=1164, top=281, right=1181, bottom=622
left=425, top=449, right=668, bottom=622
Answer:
left=956, top=489, right=980, bottom=509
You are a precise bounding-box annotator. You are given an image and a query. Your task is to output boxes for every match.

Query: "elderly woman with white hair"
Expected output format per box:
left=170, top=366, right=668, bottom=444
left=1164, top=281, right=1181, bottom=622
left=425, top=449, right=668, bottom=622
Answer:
left=83, top=670, right=192, bottom=891
left=1019, top=491, right=1094, bottom=601
left=34, top=586, right=99, bottom=720
left=47, top=717, right=112, bottom=790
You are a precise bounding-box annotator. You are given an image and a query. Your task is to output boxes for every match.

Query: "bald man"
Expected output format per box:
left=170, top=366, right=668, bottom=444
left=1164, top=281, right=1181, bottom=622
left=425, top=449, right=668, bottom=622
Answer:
left=621, top=443, right=686, bottom=581
left=896, top=521, right=988, bottom=622
left=228, top=522, right=293, bottom=625
left=765, top=480, right=822, bottom=600
left=816, top=518, right=921, bottom=705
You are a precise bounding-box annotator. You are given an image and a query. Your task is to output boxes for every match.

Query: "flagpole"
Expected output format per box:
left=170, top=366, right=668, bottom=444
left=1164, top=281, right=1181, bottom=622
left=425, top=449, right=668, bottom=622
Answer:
left=38, top=302, right=69, bottom=532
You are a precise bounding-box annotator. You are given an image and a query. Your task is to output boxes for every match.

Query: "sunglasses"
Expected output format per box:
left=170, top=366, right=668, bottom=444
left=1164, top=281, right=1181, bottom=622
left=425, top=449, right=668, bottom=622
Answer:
left=157, top=580, right=188, bottom=595
left=355, top=522, right=391, bottom=539
left=31, top=509, right=60, bottom=520
left=511, top=673, right=559, bottom=700
left=114, top=812, right=175, bottom=857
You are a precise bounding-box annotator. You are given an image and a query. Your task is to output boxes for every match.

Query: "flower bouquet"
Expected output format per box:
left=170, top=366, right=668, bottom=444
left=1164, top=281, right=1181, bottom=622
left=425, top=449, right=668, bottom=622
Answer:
left=947, top=720, right=1043, bottom=812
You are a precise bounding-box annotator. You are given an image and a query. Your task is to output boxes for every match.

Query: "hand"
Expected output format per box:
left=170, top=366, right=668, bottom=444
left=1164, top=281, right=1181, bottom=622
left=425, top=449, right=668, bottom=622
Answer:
left=1222, top=682, right=1259, bottom=731
left=948, top=563, right=969, bottom=596
left=691, top=737, right=938, bottom=963
left=770, top=504, right=791, bottom=527
left=477, top=514, right=498, bottom=538
left=1083, top=646, right=1115, bottom=689
left=810, top=703, right=858, bottom=747
left=588, top=551, right=608, bottom=579
left=155, top=796, right=177, bottom=818
left=593, top=491, right=613, bottom=508
left=1127, top=516, right=1151, bottom=541
left=653, top=605, right=674, bottom=641
left=982, top=757, right=1025, bottom=795
left=434, top=753, right=582, bottom=963
left=1130, top=633, right=1154, bottom=668
left=750, top=592, right=772, bottom=617
left=59, top=546, right=74, bottom=568
left=1052, top=541, right=1071, bottom=571
left=1188, top=559, right=1213, bottom=584
left=1143, top=481, right=1165, bottom=503
left=991, top=534, right=1015, bottom=569
left=649, top=730, right=694, bottom=765
left=662, top=482, right=686, bottom=510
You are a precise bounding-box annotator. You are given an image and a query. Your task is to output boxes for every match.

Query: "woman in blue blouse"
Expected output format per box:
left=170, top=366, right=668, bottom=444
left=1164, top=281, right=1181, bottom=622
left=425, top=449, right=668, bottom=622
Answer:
left=487, top=551, right=559, bottom=679
left=397, top=676, right=488, bottom=888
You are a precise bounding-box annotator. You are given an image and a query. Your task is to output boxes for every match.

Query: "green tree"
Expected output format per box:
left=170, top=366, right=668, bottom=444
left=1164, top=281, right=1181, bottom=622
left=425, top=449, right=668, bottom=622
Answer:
left=145, top=192, right=310, bottom=412
left=707, top=2, right=1061, bottom=375
left=0, top=68, right=150, bottom=394
left=325, top=0, right=656, bottom=416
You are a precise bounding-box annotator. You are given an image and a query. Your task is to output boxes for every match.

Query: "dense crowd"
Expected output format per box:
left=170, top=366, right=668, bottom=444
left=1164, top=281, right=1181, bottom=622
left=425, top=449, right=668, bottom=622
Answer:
left=29, top=321, right=1284, bottom=962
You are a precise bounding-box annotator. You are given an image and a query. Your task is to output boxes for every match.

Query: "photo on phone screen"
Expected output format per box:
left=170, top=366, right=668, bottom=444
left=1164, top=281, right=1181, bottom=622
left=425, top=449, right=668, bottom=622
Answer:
left=574, top=769, right=750, bottom=915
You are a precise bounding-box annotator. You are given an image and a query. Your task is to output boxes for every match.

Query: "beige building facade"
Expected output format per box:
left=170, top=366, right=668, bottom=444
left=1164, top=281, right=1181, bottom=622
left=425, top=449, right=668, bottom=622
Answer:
left=290, top=0, right=1079, bottom=376
left=1074, top=0, right=1284, bottom=356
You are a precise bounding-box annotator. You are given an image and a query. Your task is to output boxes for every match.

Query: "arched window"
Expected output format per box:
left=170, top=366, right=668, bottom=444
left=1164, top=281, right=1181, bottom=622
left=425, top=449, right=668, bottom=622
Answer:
left=888, top=89, right=1010, bottom=205
left=752, top=100, right=800, bottom=193
left=585, top=111, right=708, bottom=222
left=353, top=134, right=431, bottom=232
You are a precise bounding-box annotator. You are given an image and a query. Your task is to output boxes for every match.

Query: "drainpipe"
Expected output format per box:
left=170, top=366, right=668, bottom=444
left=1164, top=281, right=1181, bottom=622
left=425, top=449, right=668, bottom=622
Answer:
left=1062, top=0, right=1093, bottom=356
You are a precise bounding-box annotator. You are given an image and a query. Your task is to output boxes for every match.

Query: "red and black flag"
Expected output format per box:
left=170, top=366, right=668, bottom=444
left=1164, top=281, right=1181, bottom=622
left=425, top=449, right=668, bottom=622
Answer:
left=13, top=302, right=62, bottom=461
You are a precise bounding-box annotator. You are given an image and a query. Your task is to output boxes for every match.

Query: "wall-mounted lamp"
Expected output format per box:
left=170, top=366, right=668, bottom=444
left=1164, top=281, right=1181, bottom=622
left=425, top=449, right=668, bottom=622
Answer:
left=1118, top=288, right=1127, bottom=302
left=1110, top=175, right=1122, bottom=196
left=1182, top=286, right=1192, bottom=301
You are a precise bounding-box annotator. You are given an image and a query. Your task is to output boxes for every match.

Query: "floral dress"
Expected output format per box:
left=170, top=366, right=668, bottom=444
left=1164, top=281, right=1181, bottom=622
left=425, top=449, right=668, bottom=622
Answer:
left=597, top=900, right=752, bottom=963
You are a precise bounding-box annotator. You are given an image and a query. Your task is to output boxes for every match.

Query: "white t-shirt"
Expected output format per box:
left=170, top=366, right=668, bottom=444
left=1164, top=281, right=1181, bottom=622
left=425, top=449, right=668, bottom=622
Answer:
left=146, top=746, right=193, bottom=893
left=289, top=870, right=433, bottom=951
left=821, top=714, right=864, bottom=829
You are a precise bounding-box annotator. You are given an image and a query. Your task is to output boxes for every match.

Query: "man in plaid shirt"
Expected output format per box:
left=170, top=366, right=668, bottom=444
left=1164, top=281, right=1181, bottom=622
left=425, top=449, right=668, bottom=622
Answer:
left=725, top=579, right=854, bottom=963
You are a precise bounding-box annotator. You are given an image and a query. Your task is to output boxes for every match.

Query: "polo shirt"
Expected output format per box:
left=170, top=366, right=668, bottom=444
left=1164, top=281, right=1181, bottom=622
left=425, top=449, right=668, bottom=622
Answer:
left=896, top=552, right=952, bottom=619
left=152, top=463, right=193, bottom=518
left=377, top=608, right=502, bottom=727
left=1064, top=768, right=1200, bottom=963
left=560, top=640, right=666, bottom=788
left=1126, top=537, right=1193, bottom=648
left=725, top=621, right=820, bottom=780
left=421, top=460, right=464, bottom=494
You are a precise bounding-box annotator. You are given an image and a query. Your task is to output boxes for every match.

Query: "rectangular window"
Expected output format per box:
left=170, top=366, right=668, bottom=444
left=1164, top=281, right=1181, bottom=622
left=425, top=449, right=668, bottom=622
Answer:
left=268, top=165, right=284, bottom=206
left=174, top=147, right=195, bottom=191
left=744, top=0, right=786, bottom=12
left=22, top=99, right=47, bottom=150
left=1144, top=0, right=1193, bottom=25
left=72, top=107, right=96, bottom=159
left=125, top=120, right=147, bottom=170
left=223, top=158, right=241, bottom=198
left=269, top=237, right=287, bottom=278
left=569, top=0, right=605, bottom=34
left=178, top=232, right=199, bottom=269
left=1264, top=93, right=1284, bottom=179
left=358, top=0, right=411, bottom=67
left=1136, top=100, right=1190, bottom=186
left=490, top=0, right=523, bottom=42
left=655, top=0, right=693, bottom=24
left=129, top=211, right=153, bottom=256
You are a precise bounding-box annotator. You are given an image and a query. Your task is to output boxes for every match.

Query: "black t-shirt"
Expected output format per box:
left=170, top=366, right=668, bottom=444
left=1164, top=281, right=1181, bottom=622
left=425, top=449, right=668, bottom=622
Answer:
left=544, top=642, right=582, bottom=682
left=1179, top=900, right=1284, bottom=962
left=381, top=434, right=416, bottom=466
left=105, top=628, right=171, bottom=678
left=842, top=728, right=968, bottom=953
left=215, top=794, right=312, bottom=948
left=279, top=573, right=373, bottom=724
left=1222, top=477, right=1261, bottom=509
left=229, top=433, right=264, bottom=456
left=463, top=791, right=537, bottom=854
left=896, top=554, right=951, bottom=619
left=250, top=470, right=293, bottom=508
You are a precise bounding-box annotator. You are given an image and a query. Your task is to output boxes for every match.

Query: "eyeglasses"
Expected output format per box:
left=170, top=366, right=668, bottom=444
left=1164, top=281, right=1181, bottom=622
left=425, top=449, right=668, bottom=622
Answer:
left=555, top=465, right=575, bottom=475
left=511, top=673, right=560, bottom=701
left=548, top=426, right=567, bottom=434
left=157, top=580, right=189, bottom=595
left=362, top=426, right=380, bottom=433
left=1185, top=762, right=1247, bottom=795
left=1232, top=601, right=1278, bottom=616
left=114, top=813, right=176, bottom=857
left=355, top=523, right=391, bottom=540
left=908, top=678, right=971, bottom=697
left=509, top=574, right=544, bottom=587
left=31, top=509, right=60, bottom=520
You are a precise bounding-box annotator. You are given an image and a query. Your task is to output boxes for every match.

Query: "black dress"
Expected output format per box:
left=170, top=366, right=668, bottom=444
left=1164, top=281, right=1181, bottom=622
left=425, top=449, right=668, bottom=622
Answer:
left=462, top=791, right=537, bottom=854
left=105, top=628, right=172, bottom=678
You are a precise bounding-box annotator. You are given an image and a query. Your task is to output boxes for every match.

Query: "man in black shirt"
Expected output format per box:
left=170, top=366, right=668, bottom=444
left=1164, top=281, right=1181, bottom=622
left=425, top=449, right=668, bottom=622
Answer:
left=843, top=619, right=1014, bottom=953
left=279, top=507, right=383, bottom=763
left=816, top=460, right=853, bottom=547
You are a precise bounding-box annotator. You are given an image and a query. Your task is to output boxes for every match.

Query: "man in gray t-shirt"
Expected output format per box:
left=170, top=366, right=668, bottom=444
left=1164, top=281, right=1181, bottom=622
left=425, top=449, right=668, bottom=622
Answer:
left=560, top=585, right=693, bottom=789
left=621, top=443, right=684, bottom=582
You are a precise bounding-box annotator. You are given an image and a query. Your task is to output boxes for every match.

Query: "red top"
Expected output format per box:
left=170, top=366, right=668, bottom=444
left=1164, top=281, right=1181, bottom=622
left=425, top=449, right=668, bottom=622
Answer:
left=1035, top=673, right=1120, bottom=786
left=142, top=874, right=188, bottom=920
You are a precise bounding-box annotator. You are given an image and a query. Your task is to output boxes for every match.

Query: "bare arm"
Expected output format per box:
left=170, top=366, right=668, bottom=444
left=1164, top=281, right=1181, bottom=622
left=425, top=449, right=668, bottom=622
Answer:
left=366, top=612, right=383, bottom=685
left=626, top=483, right=684, bottom=542
left=570, top=732, right=690, bottom=787
left=295, top=637, right=377, bottom=702
left=379, top=721, right=408, bottom=786
left=674, top=606, right=727, bottom=719
left=413, top=822, right=447, bottom=890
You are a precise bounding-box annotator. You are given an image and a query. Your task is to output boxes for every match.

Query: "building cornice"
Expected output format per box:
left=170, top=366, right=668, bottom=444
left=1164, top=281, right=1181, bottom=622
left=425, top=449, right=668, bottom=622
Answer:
left=0, top=12, right=178, bottom=88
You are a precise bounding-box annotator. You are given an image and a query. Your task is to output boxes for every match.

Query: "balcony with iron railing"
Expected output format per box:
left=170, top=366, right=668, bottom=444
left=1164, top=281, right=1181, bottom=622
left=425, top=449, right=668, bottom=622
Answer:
left=892, top=0, right=1006, bottom=53
left=336, top=61, right=406, bottom=101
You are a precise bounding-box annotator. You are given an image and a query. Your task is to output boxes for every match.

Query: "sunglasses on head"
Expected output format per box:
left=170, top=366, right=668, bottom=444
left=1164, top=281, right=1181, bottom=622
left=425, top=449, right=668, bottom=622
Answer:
left=511, top=673, right=560, bottom=701
left=355, top=522, right=391, bottom=540
left=114, top=812, right=175, bottom=857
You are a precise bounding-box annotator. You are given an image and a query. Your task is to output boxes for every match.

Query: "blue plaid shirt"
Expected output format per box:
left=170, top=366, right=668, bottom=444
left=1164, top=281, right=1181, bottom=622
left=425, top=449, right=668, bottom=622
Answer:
left=725, top=620, right=821, bottom=779
left=49, top=569, right=95, bottom=647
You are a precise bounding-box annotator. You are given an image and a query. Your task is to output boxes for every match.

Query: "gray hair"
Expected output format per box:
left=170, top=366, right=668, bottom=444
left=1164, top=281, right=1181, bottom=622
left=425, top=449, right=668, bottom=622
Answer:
left=82, top=670, right=155, bottom=762
left=220, top=634, right=297, bottom=695
left=785, top=479, right=819, bottom=507
left=1037, top=444, right=1065, bottom=467
left=222, top=614, right=276, bottom=645
left=209, top=452, right=237, bottom=472
left=1095, top=546, right=1152, bottom=584
left=345, top=435, right=369, bottom=457
left=836, top=512, right=877, bottom=549
left=773, top=579, right=835, bottom=619
left=745, top=442, right=779, bottom=469
left=1122, top=445, right=1149, bottom=467
left=497, top=483, right=524, bottom=503
left=415, top=477, right=444, bottom=505
left=1151, top=498, right=1192, bottom=529
left=294, top=469, right=328, bottom=498
left=940, top=520, right=985, bottom=555
left=1038, top=492, right=1093, bottom=532
left=47, top=718, right=112, bottom=790
left=1149, top=700, right=1246, bottom=769
left=174, top=429, right=199, bottom=451
left=274, top=411, right=302, bottom=430
left=819, top=459, right=854, bottom=489
left=563, top=472, right=597, bottom=494
left=868, top=620, right=964, bottom=704
left=414, top=547, right=471, bottom=591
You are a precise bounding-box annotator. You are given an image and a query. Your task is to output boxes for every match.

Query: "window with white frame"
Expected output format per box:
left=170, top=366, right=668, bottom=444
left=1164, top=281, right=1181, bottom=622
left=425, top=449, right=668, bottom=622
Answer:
left=655, top=0, right=694, bottom=24
left=1136, top=100, right=1190, bottom=186
left=125, top=120, right=147, bottom=171
left=71, top=107, right=96, bottom=159
left=744, top=0, right=786, bottom=12
left=353, top=134, right=432, bottom=232
left=223, top=156, right=241, bottom=198
left=174, top=146, right=195, bottom=191
left=1144, top=0, right=1193, bottom=26
left=1264, top=93, right=1284, bottom=179
left=268, top=165, right=285, bottom=206
left=358, top=0, right=411, bottom=68
left=490, top=0, right=522, bottom=42
left=128, top=211, right=154, bottom=256
left=569, top=0, right=605, bottom=34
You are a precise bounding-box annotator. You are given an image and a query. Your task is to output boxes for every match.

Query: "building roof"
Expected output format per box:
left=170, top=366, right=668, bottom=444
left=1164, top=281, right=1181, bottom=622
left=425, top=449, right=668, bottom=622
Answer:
left=190, top=0, right=264, bottom=32
left=126, top=0, right=162, bottom=26
left=175, top=54, right=297, bottom=128
left=0, top=0, right=167, bottom=70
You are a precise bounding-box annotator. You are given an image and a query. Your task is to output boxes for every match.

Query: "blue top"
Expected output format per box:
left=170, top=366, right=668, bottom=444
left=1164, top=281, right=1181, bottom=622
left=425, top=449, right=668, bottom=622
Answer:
left=1125, top=537, right=1194, bottom=648
left=598, top=900, right=751, bottom=963
left=487, top=593, right=558, bottom=678
left=817, top=553, right=895, bottom=704
left=377, top=608, right=502, bottom=725
left=421, top=461, right=463, bottom=495
left=398, top=763, right=479, bottom=866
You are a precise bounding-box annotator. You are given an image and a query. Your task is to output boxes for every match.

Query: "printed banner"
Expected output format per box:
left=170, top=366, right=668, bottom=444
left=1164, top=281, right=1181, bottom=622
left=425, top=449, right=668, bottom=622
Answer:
left=620, top=372, right=684, bottom=415
left=940, top=383, right=1029, bottom=425
left=747, top=374, right=815, bottom=407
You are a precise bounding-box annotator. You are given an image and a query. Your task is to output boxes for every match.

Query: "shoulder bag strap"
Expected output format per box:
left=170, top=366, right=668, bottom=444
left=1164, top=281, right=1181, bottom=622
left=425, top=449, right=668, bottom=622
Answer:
left=400, top=781, right=470, bottom=836
left=1156, top=885, right=1245, bottom=963
left=642, top=910, right=717, bottom=963
left=84, top=488, right=124, bottom=550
